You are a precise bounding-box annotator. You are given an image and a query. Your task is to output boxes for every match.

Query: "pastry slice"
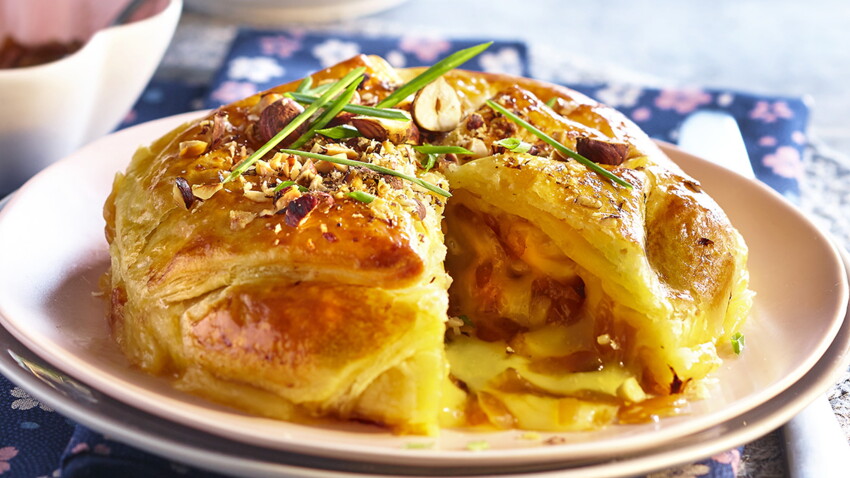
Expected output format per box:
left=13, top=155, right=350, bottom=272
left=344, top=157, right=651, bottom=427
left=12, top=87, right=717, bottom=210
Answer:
left=104, top=55, right=451, bottom=434
left=431, top=74, right=752, bottom=430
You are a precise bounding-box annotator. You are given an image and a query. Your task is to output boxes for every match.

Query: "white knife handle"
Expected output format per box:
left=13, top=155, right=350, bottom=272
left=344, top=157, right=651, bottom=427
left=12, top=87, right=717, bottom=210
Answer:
left=783, top=394, right=850, bottom=477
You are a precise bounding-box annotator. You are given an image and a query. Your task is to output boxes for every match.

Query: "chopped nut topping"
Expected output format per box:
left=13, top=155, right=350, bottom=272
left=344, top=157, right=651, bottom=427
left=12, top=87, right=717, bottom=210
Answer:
left=254, top=160, right=276, bottom=177
left=323, top=143, right=358, bottom=159
left=308, top=175, right=326, bottom=191
left=295, top=159, right=317, bottom=184
left=191, top=183, right=223, bottom=201
left=466, top=113, right=484, bottom=131
left=289, top=159, right=303, bottom=181
left=274, top=186, right=302, bottom=211
left=209, top=111, right=230, bottom=149
left=243, top=190, right=268, bottom=202
left=260, top=180, right=277, bottom=196
left=179, top=140, right=208, bottom=158
left=467, top=138, right=490, bottom=158
left=229, top=210, right=256, bottom=230
left=268, top=152, right=285, bottom=171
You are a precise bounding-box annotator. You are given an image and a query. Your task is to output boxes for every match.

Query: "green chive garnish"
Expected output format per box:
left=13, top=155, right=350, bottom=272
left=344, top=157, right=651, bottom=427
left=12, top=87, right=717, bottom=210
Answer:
left=347, top=191, right=377, bottom=203
left=404, top=442, right=435, bottom=450
left=223, top=67, right=366, bottom=183
left=295, top=76, right=313, bottom=93
left=413, top=145, right=474, bottom=172
left=304, top=81, right=334, bottom=97
left=421, top=154, right=437, bottom=171
left=316, top=124, right=363, bottom=140
left=731, top=332, right=745, bottom=355
left=289, top=92, right=411, bottom=121
left=545, top=97, right=557, bottom=108
left=273, top=180, right=308, bottom=193
left=466, top=440, right=490, bottom=451
left=289, top=77, right=363, bottom=149
left=279, top=149, right=451, bottom=198
left=494, top=137, right=532, bottom=154
left=412, top=145, right=474, bottom=155
left=486, top=100, right=633, bottom=188
left=376, top=42, right=492, bottom=108
left=458, top=314, right=475, bottom=328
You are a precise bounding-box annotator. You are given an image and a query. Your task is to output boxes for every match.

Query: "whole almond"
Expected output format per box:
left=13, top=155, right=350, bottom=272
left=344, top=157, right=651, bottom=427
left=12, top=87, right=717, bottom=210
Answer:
left=575, top=137, right=630, bottom=166
left=257, top=97, right=306, bottom=146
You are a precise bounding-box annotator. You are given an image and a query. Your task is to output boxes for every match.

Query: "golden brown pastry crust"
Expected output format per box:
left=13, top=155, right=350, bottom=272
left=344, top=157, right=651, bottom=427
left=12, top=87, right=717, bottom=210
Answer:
left=104, top=54, right=751, bottom=434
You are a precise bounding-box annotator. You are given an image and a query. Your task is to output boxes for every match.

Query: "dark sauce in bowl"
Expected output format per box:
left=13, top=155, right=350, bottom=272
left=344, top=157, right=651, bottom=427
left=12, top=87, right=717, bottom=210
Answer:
left=0, top=36, right=83, bottom=69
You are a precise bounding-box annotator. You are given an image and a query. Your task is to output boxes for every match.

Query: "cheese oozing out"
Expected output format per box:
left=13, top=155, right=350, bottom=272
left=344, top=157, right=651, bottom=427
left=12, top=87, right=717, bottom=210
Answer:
left=442, top=191, right=659, bottom=431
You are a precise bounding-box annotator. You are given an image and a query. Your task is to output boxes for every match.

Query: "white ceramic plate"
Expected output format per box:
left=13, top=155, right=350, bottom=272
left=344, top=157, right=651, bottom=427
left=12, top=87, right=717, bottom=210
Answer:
left=0, top=112, right=846, bottom=469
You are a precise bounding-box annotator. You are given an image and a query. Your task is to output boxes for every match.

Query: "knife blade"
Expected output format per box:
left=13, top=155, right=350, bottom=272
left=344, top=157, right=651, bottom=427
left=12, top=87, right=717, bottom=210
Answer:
left=678, top=109, right=849, bottom=477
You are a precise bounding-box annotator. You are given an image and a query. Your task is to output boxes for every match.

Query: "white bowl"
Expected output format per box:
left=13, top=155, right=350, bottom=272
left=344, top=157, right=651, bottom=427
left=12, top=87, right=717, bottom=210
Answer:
left=185, top=0, right=408, bottom=24
left=0, top=0, right=182, bottom=195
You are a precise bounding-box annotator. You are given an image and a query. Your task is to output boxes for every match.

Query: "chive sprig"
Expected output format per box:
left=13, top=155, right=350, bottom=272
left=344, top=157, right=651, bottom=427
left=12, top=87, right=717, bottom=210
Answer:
left=289, top=92, right=411, bottom=121
left=413, top=145, right=475, bottom=172
left=486, top=100, right=633, bottom=188
left=316, top=124, right=363, bottom=140
left=412, top=145, right=474, bottom=155
left=494, top=137, right=532, bottom=154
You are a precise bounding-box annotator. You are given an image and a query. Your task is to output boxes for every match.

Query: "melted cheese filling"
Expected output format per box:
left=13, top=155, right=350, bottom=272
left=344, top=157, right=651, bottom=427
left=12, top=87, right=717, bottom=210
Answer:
left=443, top=192, right=650, bottom=431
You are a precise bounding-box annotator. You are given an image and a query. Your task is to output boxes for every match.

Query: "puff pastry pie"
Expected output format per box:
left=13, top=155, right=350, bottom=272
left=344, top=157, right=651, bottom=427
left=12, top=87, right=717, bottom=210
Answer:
left=103, top=52, right=752, bottom=435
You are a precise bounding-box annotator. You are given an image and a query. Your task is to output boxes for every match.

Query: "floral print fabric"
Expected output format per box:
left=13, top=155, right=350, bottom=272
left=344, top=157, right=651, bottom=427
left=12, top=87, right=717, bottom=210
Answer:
left=1, top=32, right=811, bottom=477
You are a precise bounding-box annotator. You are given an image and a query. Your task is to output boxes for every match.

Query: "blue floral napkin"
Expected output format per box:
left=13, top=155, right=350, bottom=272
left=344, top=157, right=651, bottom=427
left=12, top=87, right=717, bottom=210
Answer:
left=0, top=31, right=810, bottom=478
